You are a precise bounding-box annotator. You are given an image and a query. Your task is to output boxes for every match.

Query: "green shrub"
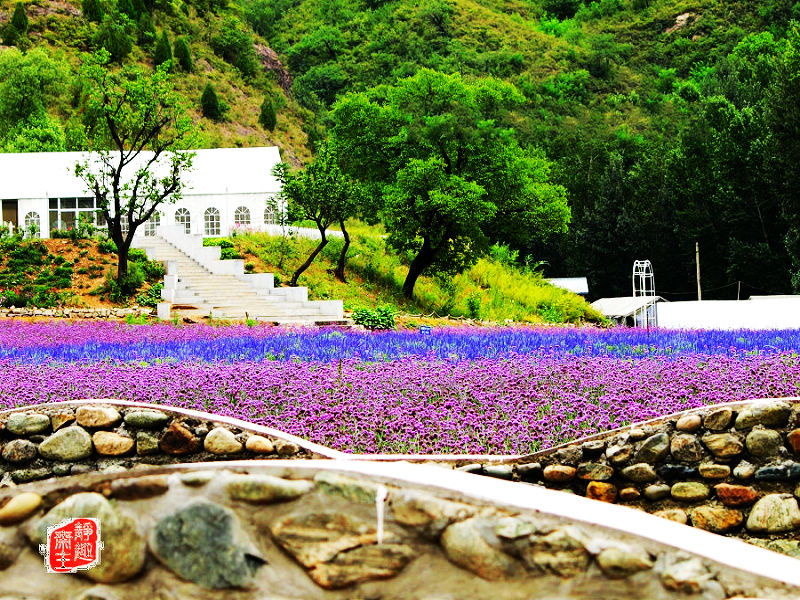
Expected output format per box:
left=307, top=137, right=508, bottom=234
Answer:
left=142, top=260, right=165, bottom=281
left=97, top=238, right=117, bottom=254
left=200, top=83, right=224, bottom=121
left=173, top=37, right=192, bottom=71
left=137, top=12, right=156, bottom=45
left=11, top=2, right=28, bottom=34
left=82, top=0, right=104, bottom=22
left=135, top=283, right=163, bottom=307
left=352, top=306, right=396, bottom=330
left=203, top=237, right=234, bottom=248
left=259, top=97, right=277, bottom=130
left=154, top=31, right=172, bottom=69
left=93, top=14, right=134, bottom=63
left=209, top=16, right=259, bottom=78
left=128, top=248, right=149, bottom=262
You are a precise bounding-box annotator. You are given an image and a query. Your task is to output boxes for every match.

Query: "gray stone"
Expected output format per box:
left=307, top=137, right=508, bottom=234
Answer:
left=29, top=492, right=146, bottom=583
left=605, top=444, right=632, bottom=466
left=226, top=474, right=313, bottom=503
left=124, top=410, right=171, bottom=428
left=735, top=401, right=791, bottom=429
left=621, top=463, right=658, bottom=483
left=554, top=446, right=582, bottom=465
left=701, top=433, right=744, bottom=458
left=749, top=539, right=800, bottom=558
left=0, top=542, right=18, bottom=570
left=5, top=413, right=50, bottom=435
left=484, top=465, right=514, bottom=480
left=515, top=462, right=542, bottom=479
left=38, top=426, right=92, bottom=461
left=661, top=557, right=715, bottom=594
left=10, top=468, right=51, bottom=483
left=675, top=414, right=702, bottom=432
left=733, top=460, right=755, bottom=479
left=274, top=439, right=301, bottom=456
left=523, top=527, right=590, bottom=578
left=745, top=428, right=783, bottom=458
left=315, top=471, right=378, bottom=504
left=703, top=408, right=733, bottom=431
left=581, top=439, right=605, bottom=454
left=634, top=433, right=670, bottom=463
left=746, top=494, right=800, bottom=533
left=643, top=484, right=671, bottom=501
left=670, top=434, right=704, bottom=462
left=670, top=482, right=710, bottom=502
left=150, top=501, right=264, bottom=589
left=595, top=545, right=654, bottom=579
left=180, top=471, right=215, bottom=487
left=136, top=431, right=159, bottom=455
left=441, top=518, right=520, bottom=581
left=1, top=440, right=38, bottom=463
left=576, top=462, right=614, bottom=481
left=654, top=508, right=687, bottom=524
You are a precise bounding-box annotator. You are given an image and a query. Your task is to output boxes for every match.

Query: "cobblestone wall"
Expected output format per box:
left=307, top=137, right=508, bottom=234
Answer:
left=0, top=401, right=337, bottom=486
left=463, top=399, right=800, bottom=557
left=0, top=461, right=797, bottom=599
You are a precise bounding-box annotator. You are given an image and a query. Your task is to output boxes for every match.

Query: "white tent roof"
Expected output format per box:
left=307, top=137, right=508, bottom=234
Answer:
left=546, top=277, right=589, bottom=295
left=592, top=296, right=663, bottom=319
left=0, top=147, right=282, bottom=199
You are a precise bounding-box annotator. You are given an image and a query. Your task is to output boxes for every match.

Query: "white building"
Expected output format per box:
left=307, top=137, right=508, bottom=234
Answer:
left=0, top=147, right=283, bottom=239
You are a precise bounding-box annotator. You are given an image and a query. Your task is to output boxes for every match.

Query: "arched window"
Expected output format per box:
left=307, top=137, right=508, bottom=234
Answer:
left=175, top=208, right=191, bottom=234
left=204, top=207, right=220, bottom=236
left=234, top=206, right=251, bottom=226
left=24, top=212, right=40, bottom=237
left=144, top=212, right=160, bottom=236
left=264, top=205, right=276, bottom=225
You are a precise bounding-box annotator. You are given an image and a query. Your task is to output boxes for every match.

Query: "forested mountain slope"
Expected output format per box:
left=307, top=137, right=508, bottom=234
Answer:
left=1, top=0, right=798, bottom=299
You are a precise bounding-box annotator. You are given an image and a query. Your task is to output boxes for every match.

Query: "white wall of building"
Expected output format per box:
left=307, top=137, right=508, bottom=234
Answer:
left=658, top=298, right=800, bottom=330
left=1, top=147, right=284, bottom=239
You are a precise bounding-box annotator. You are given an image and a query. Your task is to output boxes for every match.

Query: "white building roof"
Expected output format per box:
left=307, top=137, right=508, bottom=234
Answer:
left=592, top=296, right=663, bottom=319
left=546, top=277, right=589, bottom=295
left=0, top=147, right=282, bottom=199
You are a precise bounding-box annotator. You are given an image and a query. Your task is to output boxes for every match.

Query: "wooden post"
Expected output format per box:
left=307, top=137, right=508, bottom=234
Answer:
left=695, top=242, right=702, bottom=301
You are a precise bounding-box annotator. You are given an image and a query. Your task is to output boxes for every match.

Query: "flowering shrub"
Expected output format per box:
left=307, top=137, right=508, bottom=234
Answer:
left=1, top=323, right=799, bottom=453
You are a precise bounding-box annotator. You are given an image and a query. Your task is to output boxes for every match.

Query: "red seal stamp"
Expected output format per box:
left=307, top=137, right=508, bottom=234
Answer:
left=39, top=518, right=103, bottom=573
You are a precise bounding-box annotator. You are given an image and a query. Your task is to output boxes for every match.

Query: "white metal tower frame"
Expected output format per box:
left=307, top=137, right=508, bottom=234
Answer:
left=632, top=259, right=657, bottom=328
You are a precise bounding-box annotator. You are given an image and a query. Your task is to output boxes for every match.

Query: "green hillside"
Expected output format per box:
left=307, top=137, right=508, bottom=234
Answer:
left=1, top=0, right=798, bottom=301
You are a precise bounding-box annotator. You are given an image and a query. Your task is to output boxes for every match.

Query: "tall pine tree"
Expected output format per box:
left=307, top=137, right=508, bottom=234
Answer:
left=259, top=97, right=276, bottom=130
left=173, top=37, right=193, bottom=72
left=201, top=83, right=223, bottom=120
left=154, top=31, right=172, bottom=69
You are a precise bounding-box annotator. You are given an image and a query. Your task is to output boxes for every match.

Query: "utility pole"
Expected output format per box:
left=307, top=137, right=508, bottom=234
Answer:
left=695, top=242, right=702, bottom=301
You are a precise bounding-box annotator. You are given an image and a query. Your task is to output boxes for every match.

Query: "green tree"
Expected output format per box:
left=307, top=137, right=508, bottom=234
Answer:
left=272, top=144, right=361, bottom=285
left=0, top=48, right=63, bottom=137
left=154, top=31, right=172, bottom=69
left=11, top=2, right=28, bottom=34
left=258, top=97, right=276, bottom=130
left=93, top=14, right=134, bottom=63
left=200, top=82, right=224, bottom=120
left=74, top=51, right=195, bottom=290
left=330, top=69, right=569, bottom=298
left=117, top=0, right=138, bottom=19
left=137, top=12, right=156, bottom=45
left=2, top=115, right=65, bottom=152
left=210, top=16, right=259, bottom=78
left=173, top=36, right=192, bottom=72
left=82, top=0, right=104, bottom=22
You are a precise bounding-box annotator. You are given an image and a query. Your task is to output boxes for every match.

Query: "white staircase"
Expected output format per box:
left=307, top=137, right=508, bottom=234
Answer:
left=133, top=227, right=344, bottom=323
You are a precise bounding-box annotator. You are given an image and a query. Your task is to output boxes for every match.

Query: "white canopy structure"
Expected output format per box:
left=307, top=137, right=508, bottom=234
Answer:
left=0, top=147, right=283, bottom=239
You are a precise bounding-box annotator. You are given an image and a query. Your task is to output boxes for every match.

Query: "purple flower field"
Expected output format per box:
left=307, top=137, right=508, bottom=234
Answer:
left=2, top=321, right=799, bottom=454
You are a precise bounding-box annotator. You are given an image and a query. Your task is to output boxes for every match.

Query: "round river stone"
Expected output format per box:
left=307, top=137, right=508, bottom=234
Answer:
left=38, top=426, right=93, bottom=461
